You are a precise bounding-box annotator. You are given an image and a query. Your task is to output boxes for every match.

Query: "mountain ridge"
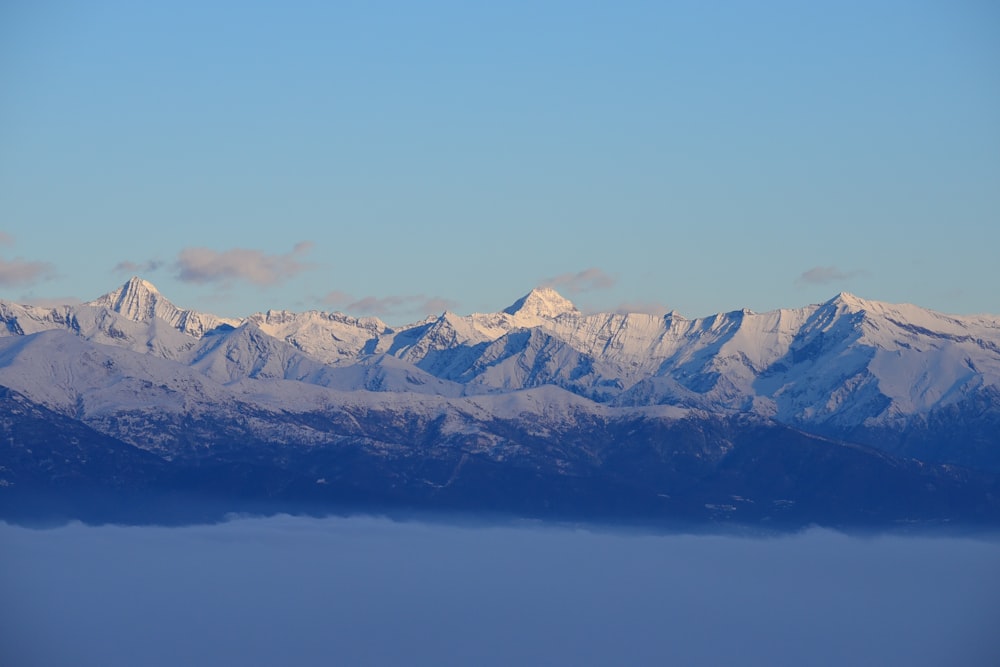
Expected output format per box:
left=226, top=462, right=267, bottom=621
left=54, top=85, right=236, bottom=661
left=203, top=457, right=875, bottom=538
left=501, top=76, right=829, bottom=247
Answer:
left=4, top=277, right=1000, bottom=431
left=85, top=275, right=242, bottom=337
left=2, top=277, right=999, bottom=526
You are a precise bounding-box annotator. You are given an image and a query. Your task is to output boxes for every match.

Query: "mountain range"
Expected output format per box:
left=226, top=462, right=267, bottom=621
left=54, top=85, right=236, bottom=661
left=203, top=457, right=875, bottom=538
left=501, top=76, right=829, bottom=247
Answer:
left=2, top=277, right=999, bottom=527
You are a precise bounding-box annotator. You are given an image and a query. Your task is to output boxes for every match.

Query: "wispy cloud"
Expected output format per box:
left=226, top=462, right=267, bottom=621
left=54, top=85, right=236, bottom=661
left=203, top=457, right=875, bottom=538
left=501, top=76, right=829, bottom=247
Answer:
left=0, top=233, right=54, bottom=287
left=113, top=259, right=164, bottom=274
left=20, top=295, right=83, bottom=307
left=322, top=291, right=458, bottom=318
left=0, top=257, right=54, bottom=287
left=796, top=265, right=868, bottom=286
left=321, top=290, right=354, bottom=305
left=612, top=301, right=673, bottom=316
left=541, top=268, right=616, bottom=294
left=175, top=242, right=314, bottom=286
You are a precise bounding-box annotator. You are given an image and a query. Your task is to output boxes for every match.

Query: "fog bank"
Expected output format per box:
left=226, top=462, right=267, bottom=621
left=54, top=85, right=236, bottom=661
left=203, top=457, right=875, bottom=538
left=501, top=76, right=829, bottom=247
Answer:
left=2, top=516, right=998, bottom=666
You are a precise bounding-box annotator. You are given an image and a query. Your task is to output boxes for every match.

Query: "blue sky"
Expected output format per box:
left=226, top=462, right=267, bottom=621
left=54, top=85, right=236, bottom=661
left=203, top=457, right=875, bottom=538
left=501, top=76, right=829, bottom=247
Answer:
left=1, top=1, right=998, bottom=322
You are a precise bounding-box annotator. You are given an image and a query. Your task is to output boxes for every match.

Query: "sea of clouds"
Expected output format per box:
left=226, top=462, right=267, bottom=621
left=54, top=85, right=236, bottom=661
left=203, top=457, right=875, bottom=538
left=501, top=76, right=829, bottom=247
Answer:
left=2, top=515, right=998, bottom=666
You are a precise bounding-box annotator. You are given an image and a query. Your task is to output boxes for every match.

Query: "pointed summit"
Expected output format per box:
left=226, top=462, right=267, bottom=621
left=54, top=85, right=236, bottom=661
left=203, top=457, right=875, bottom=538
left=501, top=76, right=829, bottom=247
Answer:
left=825, top=291, right=873, bottom=313
left=503, top=287, right=580, bottom=319
left=88, top=276, right=171, bottom=321
left=86, top=277, right=240, bottom=336
left=127, top=276, right=160, bottom=294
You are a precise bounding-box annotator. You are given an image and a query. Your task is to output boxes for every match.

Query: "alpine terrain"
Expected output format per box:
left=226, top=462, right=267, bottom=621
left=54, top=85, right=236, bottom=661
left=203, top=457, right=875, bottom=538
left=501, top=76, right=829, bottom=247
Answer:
left=2, top=277, right=999, bottom=527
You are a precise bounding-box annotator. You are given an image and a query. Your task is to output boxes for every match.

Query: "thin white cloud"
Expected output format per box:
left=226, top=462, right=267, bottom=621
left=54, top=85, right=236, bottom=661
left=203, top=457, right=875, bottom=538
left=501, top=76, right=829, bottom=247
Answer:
left=421, top=296, right=459, bottom=314
left=796, top=266, right=868, bottom=285
left=322, top=290, right=458, bottom=318
left=0, top=233, right=54, bottom=287
left=541, top=268, right=616, bottom=294
left=612, top=301, right=673, bottom=316
left=321, top=290, right=354, bottom=306
left=175, top=242, right=314, bottom=286
left=114, top=259, right=164, bottom=274
left=19, top=295, right=83, bottom=307
left=0, top=257, right=55, bottom=287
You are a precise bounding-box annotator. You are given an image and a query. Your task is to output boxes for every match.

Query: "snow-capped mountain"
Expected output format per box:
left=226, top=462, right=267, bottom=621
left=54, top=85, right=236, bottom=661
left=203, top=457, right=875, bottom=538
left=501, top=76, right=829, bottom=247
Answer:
left=2, top=277, right=999, bottom=526
left=86, top=276, right=242, bottom=337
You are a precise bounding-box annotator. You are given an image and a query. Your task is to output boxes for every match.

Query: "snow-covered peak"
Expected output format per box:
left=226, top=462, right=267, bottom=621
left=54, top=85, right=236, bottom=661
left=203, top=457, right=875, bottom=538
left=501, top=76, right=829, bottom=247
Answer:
left=503, top=287, right=579, bottom=320
left=86, top=276, right=239, bottom=337
left=826, top=292, right=870, bottom=312
left=127, top=276, right=160, bottom=294
left=820, top=292, right=963, bottom=331
left=87, top=276, right=167, bottom=321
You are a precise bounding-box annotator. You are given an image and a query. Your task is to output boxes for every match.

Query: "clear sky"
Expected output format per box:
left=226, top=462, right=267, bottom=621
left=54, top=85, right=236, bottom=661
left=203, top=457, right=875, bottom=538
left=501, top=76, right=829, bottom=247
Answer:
left=1, top=1, right=998, bottom=323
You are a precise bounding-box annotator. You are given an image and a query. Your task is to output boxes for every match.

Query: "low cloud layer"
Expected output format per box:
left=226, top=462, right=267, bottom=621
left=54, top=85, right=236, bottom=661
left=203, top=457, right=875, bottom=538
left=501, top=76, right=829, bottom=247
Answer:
left=1, top=517, right=997, bottom=667
left=322, top=291, right=458, bottom=318
left=797, top=265, right=868, bottom=285
left=175, top=242, right=314, bottom=286
left=541, top=267, right=616, bottom=294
